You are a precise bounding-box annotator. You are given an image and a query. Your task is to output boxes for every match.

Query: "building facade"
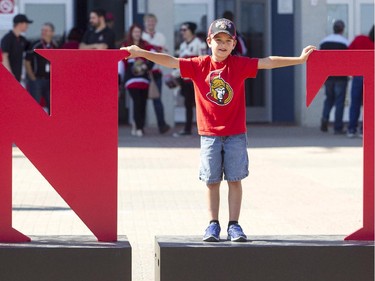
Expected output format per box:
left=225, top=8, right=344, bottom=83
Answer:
left=1, top=0, right=373, bottom=127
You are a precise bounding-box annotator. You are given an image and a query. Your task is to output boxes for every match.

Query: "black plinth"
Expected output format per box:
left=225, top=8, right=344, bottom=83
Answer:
left=0, top=236, right=131, bottom=281
left=155, top=235, right=374, bottom=281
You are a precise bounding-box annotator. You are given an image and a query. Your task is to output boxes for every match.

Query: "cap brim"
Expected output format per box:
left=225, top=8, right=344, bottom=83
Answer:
left=210, top=30, right=236, bottom=39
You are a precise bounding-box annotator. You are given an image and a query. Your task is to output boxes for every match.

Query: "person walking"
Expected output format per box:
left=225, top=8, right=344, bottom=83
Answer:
left=347, top=25, right=374, bottom=138
left=24, top=23, right=57, bottom=113
left=121, top=24, right=154, bottom=137
left=1, top=14, right=33, bottom=82
left=79, top=8, right=115, bottom=50
left=319, top=20, right=349, bottom=134
left=142, top=13, right=171, bottom=134
left=122, top=18, right=315, bottom=242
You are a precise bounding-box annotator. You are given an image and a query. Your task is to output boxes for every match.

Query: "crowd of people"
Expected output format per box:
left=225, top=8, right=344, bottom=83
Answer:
left=0, top=9, right=204, bottom=138
left=0, top=9, right=252, bottom=139
left=1, top=10, right=373, bottom=140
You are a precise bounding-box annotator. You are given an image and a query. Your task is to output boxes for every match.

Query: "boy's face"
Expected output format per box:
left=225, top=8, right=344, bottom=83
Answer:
left=207, top=32, right=236, bottom=61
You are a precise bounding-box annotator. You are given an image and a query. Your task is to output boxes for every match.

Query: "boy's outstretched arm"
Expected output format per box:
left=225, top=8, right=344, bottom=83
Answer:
left=120, top=45, right=179, bottom=69
left=258, top=45, right=316, bottom=69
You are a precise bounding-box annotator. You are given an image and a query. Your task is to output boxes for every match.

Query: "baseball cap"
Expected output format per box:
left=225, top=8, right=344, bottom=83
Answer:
left=208, top=18, right=236, bottom=39
left=13, top=14, right=33, bottom=24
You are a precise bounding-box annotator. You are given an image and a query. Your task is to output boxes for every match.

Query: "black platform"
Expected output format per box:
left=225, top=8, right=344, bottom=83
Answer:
left=0, top=236, right=131, bottom=281
left=155, top=235, right=374, bottom=281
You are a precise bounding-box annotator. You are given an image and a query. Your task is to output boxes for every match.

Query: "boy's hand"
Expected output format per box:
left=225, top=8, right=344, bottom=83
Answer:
left=300, top=45, right=316, bottom=63
left=120, top=45, right=142, bottom=59
left=121, top=45, right=179, bottom=69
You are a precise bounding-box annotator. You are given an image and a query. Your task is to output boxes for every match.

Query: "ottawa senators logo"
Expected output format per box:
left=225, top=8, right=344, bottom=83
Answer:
left=206, top=71, right=233, bottom=106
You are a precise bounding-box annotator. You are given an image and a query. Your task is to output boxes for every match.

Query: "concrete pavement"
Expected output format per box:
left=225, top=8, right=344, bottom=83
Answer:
left=11, top=125, right=364, bottom=281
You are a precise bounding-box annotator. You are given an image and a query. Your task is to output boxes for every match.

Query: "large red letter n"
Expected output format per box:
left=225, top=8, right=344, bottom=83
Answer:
left=0, top=50, right=128, bottom=242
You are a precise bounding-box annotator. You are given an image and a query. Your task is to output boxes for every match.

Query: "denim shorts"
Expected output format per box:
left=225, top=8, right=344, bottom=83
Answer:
left=199, top=133, right=249, bottom=184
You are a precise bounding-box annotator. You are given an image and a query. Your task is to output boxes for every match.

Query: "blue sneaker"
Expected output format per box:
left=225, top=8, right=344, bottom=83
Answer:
left=227, top=224, right=247, bottom=242
left=203, top=222, right=221, bottom=242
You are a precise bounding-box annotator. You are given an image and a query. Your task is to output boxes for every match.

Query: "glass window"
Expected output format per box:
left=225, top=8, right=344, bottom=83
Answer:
left=241, top=2, right=266, bottom=107
left=216, top=0, right=235, bottom=18
left=25, top=3, right=66, bottom=41
left=174, top=4, right=208, bottom=50
left=327, top=4, right=349, bottom=37
left=360, top=3, right=374, bottom=35
left=174, top=4, right=208, bottom=33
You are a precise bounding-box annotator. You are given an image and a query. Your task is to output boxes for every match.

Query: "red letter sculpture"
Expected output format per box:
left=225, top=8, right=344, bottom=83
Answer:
left=0, top=50, right=129, bottom=242
left=307, top=50, right=374, bottom=241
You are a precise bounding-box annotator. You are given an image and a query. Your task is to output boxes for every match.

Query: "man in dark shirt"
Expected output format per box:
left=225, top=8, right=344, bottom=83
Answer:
left=1, top=14, right=32, bottom=82
left=319, top=20, right=349, bottom=134
left=79, top=8, right=115, bottom=49
left=25, top=23, right=57, bottom=113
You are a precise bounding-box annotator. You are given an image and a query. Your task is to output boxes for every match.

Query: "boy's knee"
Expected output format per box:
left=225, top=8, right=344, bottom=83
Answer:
left=206, top=182, right=220, bottom=190
left=228, top=180, right=242, bottom=188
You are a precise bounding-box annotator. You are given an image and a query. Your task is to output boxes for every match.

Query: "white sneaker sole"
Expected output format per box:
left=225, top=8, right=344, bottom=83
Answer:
left=228, top=235, right=247, bottom=242
left=203, top=235, right=220, bottom=242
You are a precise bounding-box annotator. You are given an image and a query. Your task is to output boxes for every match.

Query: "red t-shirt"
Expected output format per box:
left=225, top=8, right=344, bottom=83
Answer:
left=179, top=55, right=258, bottom=136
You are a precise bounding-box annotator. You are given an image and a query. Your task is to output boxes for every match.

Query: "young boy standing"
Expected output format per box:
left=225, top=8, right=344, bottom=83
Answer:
left=122, top=18, right=315, bottom=242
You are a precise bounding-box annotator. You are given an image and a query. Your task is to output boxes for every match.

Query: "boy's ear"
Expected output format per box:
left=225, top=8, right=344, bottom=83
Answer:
left=206, top=37, right=212, bottom=47
left=232, top=39, right=237, bottom=50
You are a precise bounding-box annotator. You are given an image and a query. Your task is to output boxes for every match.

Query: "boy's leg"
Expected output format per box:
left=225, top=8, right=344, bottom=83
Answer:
left=228, top=180, right=242, bottom=221
left=200, top=135, right=222, bottom=241
left=222, top=134, right=247, bottom=220
left=207, top=182, right=220, bottom=221
left=203, top=182, right=221, bottom=242
left=200, top=135, right=223, bottom=221
left=227, top=180, right=247, bottom=242
left=221, top=134, right=248, bottom=241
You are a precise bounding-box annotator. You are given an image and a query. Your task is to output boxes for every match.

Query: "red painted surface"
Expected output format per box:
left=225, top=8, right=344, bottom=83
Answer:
left=0, top=49, right=130, bottom=242
left=307, top=50, right=374, bottom=241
